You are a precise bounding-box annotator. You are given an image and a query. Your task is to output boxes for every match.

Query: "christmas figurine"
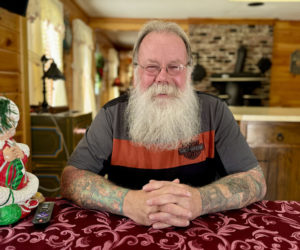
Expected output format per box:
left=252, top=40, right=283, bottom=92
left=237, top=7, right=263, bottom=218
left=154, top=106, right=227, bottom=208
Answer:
left=0, top=96, right=41, bottom=225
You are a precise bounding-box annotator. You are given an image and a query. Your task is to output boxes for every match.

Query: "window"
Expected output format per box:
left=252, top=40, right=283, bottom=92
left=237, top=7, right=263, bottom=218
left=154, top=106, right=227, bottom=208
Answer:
left=27, top=0, right=67, bottom=107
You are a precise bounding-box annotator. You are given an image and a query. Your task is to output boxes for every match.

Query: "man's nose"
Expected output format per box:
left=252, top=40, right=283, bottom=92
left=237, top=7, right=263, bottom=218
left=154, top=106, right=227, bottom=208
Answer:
left=155, top=67, right=169, bottom=83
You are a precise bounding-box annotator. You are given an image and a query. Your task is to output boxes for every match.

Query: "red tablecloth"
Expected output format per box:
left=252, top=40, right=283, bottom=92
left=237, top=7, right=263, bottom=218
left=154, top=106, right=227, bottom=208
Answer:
left=0, top=198, right=299, bottom=250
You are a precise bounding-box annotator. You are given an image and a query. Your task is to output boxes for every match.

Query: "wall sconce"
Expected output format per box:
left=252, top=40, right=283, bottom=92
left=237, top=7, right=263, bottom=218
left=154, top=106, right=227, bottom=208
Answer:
left=41, top=55, right=65, bottom=112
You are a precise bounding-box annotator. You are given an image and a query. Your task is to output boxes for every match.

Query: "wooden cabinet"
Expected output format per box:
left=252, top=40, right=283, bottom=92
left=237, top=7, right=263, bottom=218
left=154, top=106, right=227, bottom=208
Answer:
left=30, top=111, right=92, bottom=197
left=0, top=8, right=30, bottom=151
left=240, top=121, right=300, bottom=201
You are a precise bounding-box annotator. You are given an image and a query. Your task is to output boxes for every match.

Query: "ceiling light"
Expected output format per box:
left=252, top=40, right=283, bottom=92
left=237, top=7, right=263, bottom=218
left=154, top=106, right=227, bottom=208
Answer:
left=248, top=2, right=264, bottom=6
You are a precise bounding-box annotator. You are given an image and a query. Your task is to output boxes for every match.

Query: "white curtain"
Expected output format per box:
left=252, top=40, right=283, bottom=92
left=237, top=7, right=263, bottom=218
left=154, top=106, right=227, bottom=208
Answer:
left=72, top=19, right=96, bottom=117
left=27, top=0, right=67, bottom=107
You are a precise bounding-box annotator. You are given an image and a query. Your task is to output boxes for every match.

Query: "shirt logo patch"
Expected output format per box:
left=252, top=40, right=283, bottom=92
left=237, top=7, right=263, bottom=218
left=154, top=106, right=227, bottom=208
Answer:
left=178, top=141, right=204, bottom=160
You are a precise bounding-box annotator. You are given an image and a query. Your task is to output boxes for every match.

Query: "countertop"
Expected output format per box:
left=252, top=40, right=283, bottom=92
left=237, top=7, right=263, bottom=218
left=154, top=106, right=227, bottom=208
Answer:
left=229, top=106, right=300, bottom=122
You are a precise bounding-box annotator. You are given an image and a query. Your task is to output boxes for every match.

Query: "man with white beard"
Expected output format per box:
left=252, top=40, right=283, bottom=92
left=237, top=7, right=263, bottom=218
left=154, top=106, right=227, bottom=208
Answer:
left=126, top=79, right=200, bottom=151
left=61, top=20, right=266, bottom=229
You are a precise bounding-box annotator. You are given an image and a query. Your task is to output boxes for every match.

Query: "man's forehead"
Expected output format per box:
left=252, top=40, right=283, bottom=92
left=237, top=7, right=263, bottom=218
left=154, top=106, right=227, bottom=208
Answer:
left=138, top=31, right=187, bottom=62
left=140, top=31, right=185, bottom=46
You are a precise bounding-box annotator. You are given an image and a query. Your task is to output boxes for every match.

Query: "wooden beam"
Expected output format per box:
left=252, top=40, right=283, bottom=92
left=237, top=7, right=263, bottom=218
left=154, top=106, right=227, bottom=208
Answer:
left=188, top=18, right=276, bottom=25
left=61, top=0, right=89, bottom=23
left=88, top=18, right=189, bottom=32
left=88, top=17, right=278, bottom=33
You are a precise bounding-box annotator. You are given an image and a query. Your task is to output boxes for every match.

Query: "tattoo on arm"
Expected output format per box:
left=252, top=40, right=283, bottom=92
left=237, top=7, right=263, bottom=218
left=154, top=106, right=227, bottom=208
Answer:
left=198, top=165, right=266, bottom=215
left=61, top=166, right=129, bottom=215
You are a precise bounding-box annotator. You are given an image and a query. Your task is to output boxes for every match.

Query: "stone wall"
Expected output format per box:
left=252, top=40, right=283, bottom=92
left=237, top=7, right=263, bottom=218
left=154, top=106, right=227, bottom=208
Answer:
left=189, top=24, right=273, bottom=104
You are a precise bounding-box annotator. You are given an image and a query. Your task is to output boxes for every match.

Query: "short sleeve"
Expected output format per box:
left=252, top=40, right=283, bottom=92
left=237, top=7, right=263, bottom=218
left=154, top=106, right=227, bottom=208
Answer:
left=214, top=101, right=258, bottom=174
left=67, top=108, right=113, bottom=174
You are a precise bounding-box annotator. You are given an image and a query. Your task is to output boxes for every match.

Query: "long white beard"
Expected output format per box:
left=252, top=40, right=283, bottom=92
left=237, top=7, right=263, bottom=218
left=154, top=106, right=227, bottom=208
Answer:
left=126, top=82, right=201, bottom=151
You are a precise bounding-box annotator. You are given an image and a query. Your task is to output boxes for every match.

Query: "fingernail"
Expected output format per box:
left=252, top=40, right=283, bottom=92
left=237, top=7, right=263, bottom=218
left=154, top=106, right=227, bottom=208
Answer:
left=146, top=199, right=152, bottom=205
left=153, top=224, right=160, bottom=229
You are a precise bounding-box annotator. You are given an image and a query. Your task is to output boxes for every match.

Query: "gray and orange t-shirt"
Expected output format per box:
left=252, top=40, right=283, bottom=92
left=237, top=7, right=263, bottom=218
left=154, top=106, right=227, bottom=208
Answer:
left=68, top=92, right=258, bottom=190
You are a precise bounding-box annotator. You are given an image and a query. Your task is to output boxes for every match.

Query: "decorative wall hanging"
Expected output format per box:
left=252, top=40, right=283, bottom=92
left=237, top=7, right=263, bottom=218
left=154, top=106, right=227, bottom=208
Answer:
left=290, top=50, right=300, bottom=75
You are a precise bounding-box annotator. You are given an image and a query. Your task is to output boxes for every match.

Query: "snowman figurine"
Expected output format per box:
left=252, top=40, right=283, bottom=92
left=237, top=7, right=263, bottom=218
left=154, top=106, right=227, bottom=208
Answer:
left=0, top=96, right=40, bottom=225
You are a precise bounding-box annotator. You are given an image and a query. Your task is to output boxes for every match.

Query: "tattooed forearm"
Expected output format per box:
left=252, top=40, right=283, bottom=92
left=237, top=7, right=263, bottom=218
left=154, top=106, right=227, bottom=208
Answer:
left=198, top=165, right=266, bottom=216
left=61, top=166, right=129, bottom=215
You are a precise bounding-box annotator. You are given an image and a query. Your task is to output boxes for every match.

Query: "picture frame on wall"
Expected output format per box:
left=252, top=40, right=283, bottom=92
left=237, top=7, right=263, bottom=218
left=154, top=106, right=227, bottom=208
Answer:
left=290, top=50, right=300, bottom=75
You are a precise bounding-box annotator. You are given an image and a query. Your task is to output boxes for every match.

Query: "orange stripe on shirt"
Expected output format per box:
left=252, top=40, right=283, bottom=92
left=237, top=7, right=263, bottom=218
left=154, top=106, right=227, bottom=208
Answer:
left=111, top=131, right=215, bottom=170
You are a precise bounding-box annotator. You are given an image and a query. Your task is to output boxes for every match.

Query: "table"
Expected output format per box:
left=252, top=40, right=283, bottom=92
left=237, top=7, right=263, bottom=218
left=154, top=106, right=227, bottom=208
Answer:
left=1, top=199, right=299, bottom=249
left=229, top=106, right=300, bottom=122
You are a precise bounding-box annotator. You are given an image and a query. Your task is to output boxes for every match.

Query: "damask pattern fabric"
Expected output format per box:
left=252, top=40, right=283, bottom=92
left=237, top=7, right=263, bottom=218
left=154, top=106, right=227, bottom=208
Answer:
left=0, top=198, right=299, bottom=249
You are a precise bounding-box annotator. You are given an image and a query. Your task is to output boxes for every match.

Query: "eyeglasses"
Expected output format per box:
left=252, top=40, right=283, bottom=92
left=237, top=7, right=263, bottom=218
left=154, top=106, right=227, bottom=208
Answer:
left=134, top=63, right=188, bottom=76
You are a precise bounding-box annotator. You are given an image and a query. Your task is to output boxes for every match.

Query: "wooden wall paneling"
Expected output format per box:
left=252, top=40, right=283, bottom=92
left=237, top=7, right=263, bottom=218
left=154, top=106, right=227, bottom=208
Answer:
left=0, top=26, right=19, bottom=52
left=0, top=72, right=20, bottom=92
left=0, top=8, right=30, bottom=170
left=0, top=50, right=19, bottom=71
left=269, top=21, right=300, bottom=107
left=0, top=8, right=19, bottom=31
left=19, top=15, right=30, bottom=147
left=89, top=18, right=189, bottom=32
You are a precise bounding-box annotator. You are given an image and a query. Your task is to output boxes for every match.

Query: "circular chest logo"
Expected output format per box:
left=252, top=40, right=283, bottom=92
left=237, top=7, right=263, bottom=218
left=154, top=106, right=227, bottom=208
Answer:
left=178, top=141, right=204, bottom=160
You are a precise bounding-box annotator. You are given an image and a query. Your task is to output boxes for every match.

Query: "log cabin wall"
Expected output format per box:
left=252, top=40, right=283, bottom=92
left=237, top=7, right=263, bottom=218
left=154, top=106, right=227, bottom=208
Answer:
left=269, top=21, right=300, bottom=107
left=0, top=8, right=30, bottom=145
left=0, top=8, right=31, bottom=170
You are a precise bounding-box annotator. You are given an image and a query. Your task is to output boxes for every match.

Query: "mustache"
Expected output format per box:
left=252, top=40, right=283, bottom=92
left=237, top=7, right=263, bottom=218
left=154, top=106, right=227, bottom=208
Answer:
left=147, top=83, right=180, bottom=97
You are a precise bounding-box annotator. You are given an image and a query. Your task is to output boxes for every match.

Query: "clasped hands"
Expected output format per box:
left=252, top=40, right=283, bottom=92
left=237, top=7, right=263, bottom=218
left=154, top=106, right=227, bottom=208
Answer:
left=123, top=179, right=202, bottom=229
